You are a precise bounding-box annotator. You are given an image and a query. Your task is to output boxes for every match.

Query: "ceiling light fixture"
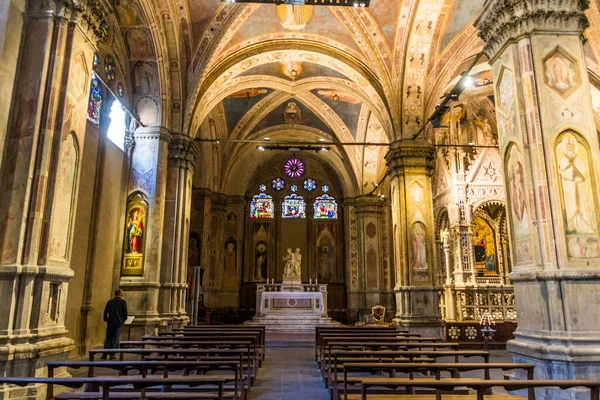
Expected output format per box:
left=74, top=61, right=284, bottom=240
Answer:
left=221, top=0, right=370, bottom=6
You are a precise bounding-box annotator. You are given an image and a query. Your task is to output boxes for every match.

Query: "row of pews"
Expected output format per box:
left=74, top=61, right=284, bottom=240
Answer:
left=315, top=326, right=600, bottom=400
left=1, top=325, right=266, bottom=400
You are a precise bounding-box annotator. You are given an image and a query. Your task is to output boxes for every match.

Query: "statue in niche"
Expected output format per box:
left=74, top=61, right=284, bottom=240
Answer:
left=283, top=102, right=302, bottom=124
left=255, top=242, right=268, bottom=281
left=282, top=248, right=302, bottom=282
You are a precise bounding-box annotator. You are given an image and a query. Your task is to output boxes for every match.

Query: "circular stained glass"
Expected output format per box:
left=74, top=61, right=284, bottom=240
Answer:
left=104, top=56, right=115, bottom=82
left=259, top=184, right=267, bottom=192
left=272, top=178, right=285, bottom=191
left=284, top=158, right=305, bottom=179
left=304, top=178, right=317, bottom=191
left=290, top=185, right=298, bottom=193
left=322, top=185, right=330, bottom=193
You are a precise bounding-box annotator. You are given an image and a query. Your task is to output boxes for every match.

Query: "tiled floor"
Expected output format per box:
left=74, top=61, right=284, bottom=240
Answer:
left=248, top=347, right=329, bottom=400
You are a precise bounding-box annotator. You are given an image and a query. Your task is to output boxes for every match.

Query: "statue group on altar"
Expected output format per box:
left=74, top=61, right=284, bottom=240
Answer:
left=282, top=248, right=302, bottom=282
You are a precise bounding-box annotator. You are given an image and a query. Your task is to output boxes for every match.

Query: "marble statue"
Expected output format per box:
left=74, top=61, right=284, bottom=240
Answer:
left=282, top=247, right=302, bottom=282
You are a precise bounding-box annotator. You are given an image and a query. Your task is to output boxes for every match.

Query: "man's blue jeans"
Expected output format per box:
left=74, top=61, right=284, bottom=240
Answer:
left=104, top=324, right=122, bottom=350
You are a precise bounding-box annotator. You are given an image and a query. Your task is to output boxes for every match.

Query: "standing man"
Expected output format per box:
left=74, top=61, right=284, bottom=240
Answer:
left=102, top=289, right=128, bottom=359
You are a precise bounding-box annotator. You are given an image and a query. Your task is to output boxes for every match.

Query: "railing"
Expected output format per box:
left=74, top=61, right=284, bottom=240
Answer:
left=258, top=283, right=325, bottom=293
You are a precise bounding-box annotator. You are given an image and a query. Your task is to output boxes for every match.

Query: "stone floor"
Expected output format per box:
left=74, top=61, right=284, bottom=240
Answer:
left=248, top=343, right=514, bottom=399
left=248, top=347, right=329, bottom=400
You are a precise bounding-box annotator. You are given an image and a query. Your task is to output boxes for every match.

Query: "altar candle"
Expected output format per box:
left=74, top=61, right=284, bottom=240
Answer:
left=316, top=278, right=318, bottom=285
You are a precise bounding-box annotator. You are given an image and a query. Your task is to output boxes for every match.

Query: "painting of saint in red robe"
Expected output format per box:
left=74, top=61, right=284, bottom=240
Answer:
left=127, top=207, right=144, bottom=254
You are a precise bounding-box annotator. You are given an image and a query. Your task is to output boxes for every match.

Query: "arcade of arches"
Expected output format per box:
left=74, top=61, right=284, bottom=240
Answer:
left=2, top=0, right=600, bottom=393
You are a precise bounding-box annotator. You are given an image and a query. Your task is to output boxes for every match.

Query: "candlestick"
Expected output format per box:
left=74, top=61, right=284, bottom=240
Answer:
left=310, top=278, right=312, bottom=285
left=316, top=278, right=318, bottom=285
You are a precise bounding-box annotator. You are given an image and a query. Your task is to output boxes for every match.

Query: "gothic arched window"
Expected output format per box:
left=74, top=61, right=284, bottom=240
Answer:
left=282, top=194, right=306, bottom=218
left=250, top=193, right=274, bottom=219
left=314, top=194, right=338, bottom=219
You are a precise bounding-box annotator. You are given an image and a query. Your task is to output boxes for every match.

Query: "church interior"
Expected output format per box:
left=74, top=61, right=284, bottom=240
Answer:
left=2, top=0, right=600, bottom=398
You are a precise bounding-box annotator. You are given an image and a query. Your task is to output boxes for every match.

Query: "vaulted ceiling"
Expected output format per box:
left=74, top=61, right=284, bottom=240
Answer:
left=103, top=0, right=600, bottom=195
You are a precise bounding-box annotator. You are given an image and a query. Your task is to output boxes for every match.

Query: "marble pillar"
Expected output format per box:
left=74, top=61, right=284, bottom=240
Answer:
left=158, top=134, right=198, bottom=328
left=120, top=127, right=170, bottom=337
left=476, top=0, right=600, bottom=390
left=0, top=0, right=105, bottom=390
left=386, top=140, right=443, bottom=337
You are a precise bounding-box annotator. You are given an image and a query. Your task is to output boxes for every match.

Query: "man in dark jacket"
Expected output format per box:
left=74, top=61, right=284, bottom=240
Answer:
left=102, top=289, right=128, bottom=359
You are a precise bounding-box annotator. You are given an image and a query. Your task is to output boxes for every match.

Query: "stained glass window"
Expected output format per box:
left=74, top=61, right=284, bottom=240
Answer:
left=259, top=184, right=267, bottom=192
left=314, top=195, right=338, bottom=219
left=284, top=158, right=305, bottom=178
left=93, top=54, right=99, bottom=68
left=304, top=178, right=317, bottom=191
left=117, top=82, right=124, bottom=97
left=272, top=178, right=285, bottom=191
left=282, top=194, right=306, bottom=219
left=290, top=185, right=298, bottom=193
left=322, top=185, right=330, bottom=193
left=87, top=72, right=103, bottom=125
left=104, top=56, right=116, bottom=81
left=251, top=193, right=274, bottom=219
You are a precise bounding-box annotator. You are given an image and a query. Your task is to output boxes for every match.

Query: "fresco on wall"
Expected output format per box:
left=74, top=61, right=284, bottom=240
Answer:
left=222, top=88, right=272, bottom=133
left=223, top=237, right=237, bottom=287
left=411, top=222, right=428, bottom=282
left=239, top=61, right=348, bottom=81
left=368, top=0, right=401, bottom=48
left=48, top=134, right=78, bottom=260
left=312, top=89, right=362, bottom=136
left=543, top=48, right=580, bottom=98
left=473, top=216, right=497, bottom=274
left=253, top=223, right=271, bottom=281
left=555, top=131, right=600, bottom=258
left=114, top=0, right=146, bottom=27
left=366, top=247, right=378, bottom=289
left=136, top=96, right=159, bottom=126
left=506, top=144, right=532, bottom=263
left=315, top=224, right=336, bottom=282
left=134, top=62, right=159, bottom=95
left=122, top=194, right=148, bottom=276
left=439, top=0, right=485, bottom=53
left=250, top=100, right=330, bottom=134
left=126, top=28, right=154, bottom=60
left=227, top=5, right=361, bottom=53
left=276, top=4, right=313, bottom=30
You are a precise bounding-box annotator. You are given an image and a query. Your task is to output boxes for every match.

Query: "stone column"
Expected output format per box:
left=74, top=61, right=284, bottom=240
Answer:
left=0, top=0, right=105, bottom=385
left=386, top=140, right=443, bottom=337
left=354, top=195, right=387, bottom=317
left=158, top=134, right=198, bottom=328
left=475, top=0, right=600, bottom=387
left=121, top=127, right=170, bottom=336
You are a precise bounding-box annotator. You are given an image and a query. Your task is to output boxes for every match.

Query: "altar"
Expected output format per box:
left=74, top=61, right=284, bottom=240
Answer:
left=244, top=248, right=341, bottom=332
left=244, top=282, right=341, bottom=332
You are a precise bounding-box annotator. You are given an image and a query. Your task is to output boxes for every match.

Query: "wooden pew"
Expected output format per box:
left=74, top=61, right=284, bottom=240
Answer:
left=150, top=331, right=265, bottom=364
left=47, top=360, right=243, bottom=400
left=0, top=376, right=237, bottom=400
left=315, top=327, right=408, bottom=361
left=88, top=348, right=254, bottom=389
left=325, top=350, right=490, bottom=388
left=337, top=363, right=535, bottom=400
left=356, top=378, right=600, bottom=400
left=168, top=327, right=266, bottom=361
left=120, top=339, right=258, bottom=375
left=140, top=334, right=263, bottom=366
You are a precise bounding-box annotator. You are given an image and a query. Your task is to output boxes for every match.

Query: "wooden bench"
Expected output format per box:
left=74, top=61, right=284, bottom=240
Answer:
left=88, top=348, right=254, bottom=388
left=166, top=327, right=266, bottom=362
left=356, top=378, right=600, bottom=400
left=315, top=327, right=408, bottom=361
left=325, top=350, right=490, bottom=388
left=336, top=363, right=534, bottom=400
left=48, top=359, right=244, bottom=399
left=0, top=376, right=237, bottom=400
left=139, top=335, right=263, bottom=367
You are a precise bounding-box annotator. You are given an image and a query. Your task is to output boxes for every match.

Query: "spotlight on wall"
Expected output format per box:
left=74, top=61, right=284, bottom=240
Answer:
left=264, top=137, right=271, bottom=141
left=461, top=75, right=475, bottom=89
left=258, top=146, right=265, bottom=151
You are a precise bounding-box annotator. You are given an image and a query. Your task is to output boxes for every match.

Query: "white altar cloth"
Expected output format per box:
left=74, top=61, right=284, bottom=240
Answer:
left=259, top=291, right=325, bottom=317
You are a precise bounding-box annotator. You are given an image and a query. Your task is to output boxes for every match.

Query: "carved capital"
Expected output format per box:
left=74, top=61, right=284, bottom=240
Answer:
left=385, top=139, right=435, bottom=178
left=168, top=134, right=199, bottom=169
left=475, top=0, right=590, bottom=60
left=354, top=195, right=385, bottom=215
